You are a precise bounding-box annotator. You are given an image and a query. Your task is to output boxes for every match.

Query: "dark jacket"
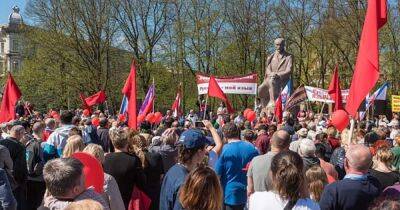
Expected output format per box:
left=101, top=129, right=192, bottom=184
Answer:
left=25, top=138, right=45, bottom=181
left=0, top=168, right=17, bottom=210
left=319, top=175, right=381, bottom=210
left=303, top=156, right=320, bottom=171
left=0, top=137, right=27, bottom=185
left=83, top=125, right=100, bottom=145
left=103, top=152, right=146, bottom=209
left=159, top=144, right=178, bottom=173
left=330, top=147, right=346, bottom=179
left=97, top=127, right=113, bottom=152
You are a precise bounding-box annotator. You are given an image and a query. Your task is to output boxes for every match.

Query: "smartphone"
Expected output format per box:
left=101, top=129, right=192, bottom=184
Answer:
left=195, top=121, right=205, bottom=128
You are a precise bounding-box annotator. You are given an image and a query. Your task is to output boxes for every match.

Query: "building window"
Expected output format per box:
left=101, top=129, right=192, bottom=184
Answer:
left=0, top=42, right=4, bottom=54
left=12, top=61, right=19, bottom=71
left=12, top=40, right=19, bottom=52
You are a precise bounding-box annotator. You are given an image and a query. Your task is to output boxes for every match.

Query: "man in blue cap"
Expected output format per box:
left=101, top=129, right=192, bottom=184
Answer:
left=159, top=127, right=212, bottom=210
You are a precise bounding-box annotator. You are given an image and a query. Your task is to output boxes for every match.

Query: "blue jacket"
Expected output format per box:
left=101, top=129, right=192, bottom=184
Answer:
left=159, top=164, right=188, bottom=210
left=0, top=168, right=17, bottom=210
left=319, top=175, right=381, bottom=210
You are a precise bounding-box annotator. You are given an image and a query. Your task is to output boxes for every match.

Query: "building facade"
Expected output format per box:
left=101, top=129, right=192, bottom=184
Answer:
left=0, top=6, right=23, bottom=74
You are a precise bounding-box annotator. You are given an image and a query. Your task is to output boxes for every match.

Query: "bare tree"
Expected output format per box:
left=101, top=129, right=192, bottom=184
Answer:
left=114, top=0, right=170, bottom=92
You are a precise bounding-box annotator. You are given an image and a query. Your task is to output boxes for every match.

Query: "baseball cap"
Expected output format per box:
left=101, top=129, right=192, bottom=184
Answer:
left=178, top=129, right=213, bottom=149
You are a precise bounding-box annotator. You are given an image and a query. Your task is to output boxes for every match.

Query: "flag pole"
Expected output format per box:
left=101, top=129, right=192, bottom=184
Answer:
left=203, top=94, right=209, bottom=120
left=152, top=77, right=155, bottom=113
left=348, top=117, right=355, bottom=144
left=320, top=101, right=326, bottom=115
left=105, top=100, right=109, bottom=114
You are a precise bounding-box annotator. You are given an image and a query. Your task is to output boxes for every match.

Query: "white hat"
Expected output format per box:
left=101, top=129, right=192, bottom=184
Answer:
left=388, top=120, right=399, bottom=127
left=298, top=128, right=308, bottom=137
left=379, top=121, right=387, bottom=127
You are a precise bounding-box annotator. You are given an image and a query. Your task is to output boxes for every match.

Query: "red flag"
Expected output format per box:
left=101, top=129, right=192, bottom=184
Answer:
left=274, top=95, right=283, bottom=124
left=171, top=84, right=182, bottom=117
left=79, top=93, right=91, bottom=111
left=346, top=0, right=387, bottom=117
left=208, top=76, right=234, bottom=113
left=85, top=90, right=107, bottom=106
left=0, top=73, right=21, bottom=123
left=328, top=65, right=343, bottom=111
left=122, top=60, right=138, bottom=130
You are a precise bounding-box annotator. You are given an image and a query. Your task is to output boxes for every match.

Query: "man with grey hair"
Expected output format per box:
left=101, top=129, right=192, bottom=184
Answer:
left=42, top=158, right=109, bottom=210
left=319, top=144, right=381, bottom=210
left=299, top=138, right=320, bottom=171
left=289, top=128, right=308, bottom=153
left=0, top=125, right=27, bottom=210
left=247, top=130, right=291, bottom=195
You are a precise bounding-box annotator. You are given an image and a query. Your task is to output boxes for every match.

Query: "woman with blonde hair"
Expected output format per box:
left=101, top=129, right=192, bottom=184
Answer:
left=62, top=135, right=85, bottom=158
left=158, top=128, right=179, bottom=172
left=65, top=199, right=104, bottom=210
left=369, top=147, right=400, bottom=190
left=179, top=165, right=223, bottom=210
left=83, top=144, right=125, bottom=210
left=305, top=166, right=328, bottom=202
left=127, top=133, right=148, bottom=168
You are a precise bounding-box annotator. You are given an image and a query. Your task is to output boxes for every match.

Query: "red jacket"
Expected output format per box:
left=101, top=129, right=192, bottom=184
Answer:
left=328, top=137, right=341, bottom=150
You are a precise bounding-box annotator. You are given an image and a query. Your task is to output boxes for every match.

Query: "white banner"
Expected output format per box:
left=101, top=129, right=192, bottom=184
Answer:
left=196, top=73, right=258, bottom=95
left=304, top=86, right=349, bottom=103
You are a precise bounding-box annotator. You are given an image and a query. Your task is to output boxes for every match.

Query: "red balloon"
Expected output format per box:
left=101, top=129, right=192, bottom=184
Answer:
left=72, top=152, right=104, bottom=193
left=83, top=109, right=90, bottom=117
left=92, top=117, right=100, bottom=127
left=118, top=114, right=126, bottom=122
left=137, top=115, right=145, bottom=123
left=246, top=111, right=256, bottom=122
left=154, top=112, right=163, bottom=123
left=244, top=108, right=252, bottom=118
left=146, top=113, right=156, bottom=123
left=331, top=110, right=349, bottom=131
left=53, top=114, right=60, bottom=120
left=50, top=110, right=58, bottom=117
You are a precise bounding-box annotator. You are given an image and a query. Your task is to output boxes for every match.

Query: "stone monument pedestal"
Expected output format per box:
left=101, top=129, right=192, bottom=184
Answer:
left=261, top=102, right=275, bottom=115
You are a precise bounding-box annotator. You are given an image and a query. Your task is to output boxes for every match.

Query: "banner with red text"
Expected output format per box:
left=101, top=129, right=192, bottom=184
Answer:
left=305, top=86, right=349, bottom=103
left=196, top=73, right=258, bottom=95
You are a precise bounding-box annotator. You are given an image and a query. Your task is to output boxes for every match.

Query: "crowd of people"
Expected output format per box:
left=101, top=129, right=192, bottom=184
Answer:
left=0, top=102, right=400, bottom=210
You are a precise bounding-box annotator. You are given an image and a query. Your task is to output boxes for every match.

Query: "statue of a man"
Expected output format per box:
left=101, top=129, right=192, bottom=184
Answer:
left=258, top=38, right=293, bottom=108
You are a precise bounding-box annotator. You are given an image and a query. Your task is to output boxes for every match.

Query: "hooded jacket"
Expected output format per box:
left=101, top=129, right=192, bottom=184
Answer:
left=303, top=156, right=320, bottom=171
left=43, top=124, right=75, bottom=159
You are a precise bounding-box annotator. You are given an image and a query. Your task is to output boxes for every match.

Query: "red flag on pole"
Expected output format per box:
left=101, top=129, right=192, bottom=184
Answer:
left=171, top=84, right=182, bottom=117
left=274, top=95, right=283, bottom=124
left=208, top=76, right=234, bottom=113
left=122, top=60, right=138, bottom=130
left=328, top=65, right=343, bottom=111
left=79, top=93, right=91, bottom=114
left=0, top=73, right=21, bottom=123
left=346, top=0, right=387, bottom=117
left=85, top=90, right=107, bottom=106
